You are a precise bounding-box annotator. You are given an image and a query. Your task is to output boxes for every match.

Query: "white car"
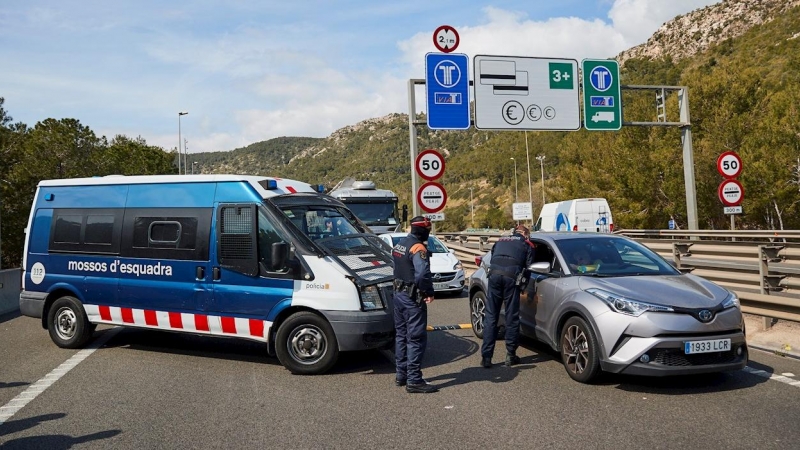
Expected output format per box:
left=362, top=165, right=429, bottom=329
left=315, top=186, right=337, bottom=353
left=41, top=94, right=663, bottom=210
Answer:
left=378, top=233, right=466, bottom=295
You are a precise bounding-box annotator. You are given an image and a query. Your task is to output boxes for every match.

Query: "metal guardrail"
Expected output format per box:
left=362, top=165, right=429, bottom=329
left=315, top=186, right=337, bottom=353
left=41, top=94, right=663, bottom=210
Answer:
left=438, top=230, right=800, bottom=327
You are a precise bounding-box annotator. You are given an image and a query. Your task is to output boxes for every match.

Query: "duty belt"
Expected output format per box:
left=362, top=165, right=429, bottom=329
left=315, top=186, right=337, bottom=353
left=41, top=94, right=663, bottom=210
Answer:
left=489, top=267, right=519, bottom=278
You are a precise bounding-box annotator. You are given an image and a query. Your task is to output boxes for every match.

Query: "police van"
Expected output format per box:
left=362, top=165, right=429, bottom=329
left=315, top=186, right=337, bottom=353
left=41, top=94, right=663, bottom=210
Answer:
left=20, top=175, right=395, bottom=374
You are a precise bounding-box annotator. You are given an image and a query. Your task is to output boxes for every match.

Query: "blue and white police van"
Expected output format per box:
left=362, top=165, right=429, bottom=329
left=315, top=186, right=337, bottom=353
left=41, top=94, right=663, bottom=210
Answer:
left=20, top=175, right=395, bottom=374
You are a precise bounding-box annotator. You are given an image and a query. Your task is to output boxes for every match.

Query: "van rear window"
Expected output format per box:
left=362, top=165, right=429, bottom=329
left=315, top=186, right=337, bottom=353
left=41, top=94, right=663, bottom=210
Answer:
left=53, top=215, right=82, bottom=244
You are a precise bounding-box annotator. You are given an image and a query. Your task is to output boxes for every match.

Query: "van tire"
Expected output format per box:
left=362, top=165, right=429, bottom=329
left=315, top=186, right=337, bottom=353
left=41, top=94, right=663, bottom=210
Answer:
left=47, top=296, right=93, bottom=349
left=275, top=312, right=339, bottom=375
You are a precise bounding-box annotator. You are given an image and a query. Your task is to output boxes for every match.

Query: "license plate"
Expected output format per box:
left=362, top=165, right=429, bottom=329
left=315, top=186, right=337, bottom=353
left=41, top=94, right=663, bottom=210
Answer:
left=434, top=282, right=450, bottom=290
left=684, top=339, right=731, bottom=354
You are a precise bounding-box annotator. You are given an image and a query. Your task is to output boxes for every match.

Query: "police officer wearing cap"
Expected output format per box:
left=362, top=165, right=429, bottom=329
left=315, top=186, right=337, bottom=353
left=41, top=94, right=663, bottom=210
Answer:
left=481, top=224, right=535, bottom=368
left=392, top=216, right=438, bottom=393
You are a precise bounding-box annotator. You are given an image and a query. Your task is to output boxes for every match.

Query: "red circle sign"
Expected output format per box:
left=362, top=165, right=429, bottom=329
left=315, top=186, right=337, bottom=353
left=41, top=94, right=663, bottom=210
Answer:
left=415, top=149, right=445, bottom=181
left=417, top=182, right=447, bottom=213
left=718, top=179, right=744, bottom=206
left=433, top=25, right=459, bottom=53
left=717, top=151, right=742, bottom=179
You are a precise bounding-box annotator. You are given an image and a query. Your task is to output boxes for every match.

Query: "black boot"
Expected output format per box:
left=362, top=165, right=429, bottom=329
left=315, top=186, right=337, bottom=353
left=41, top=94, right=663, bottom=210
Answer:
left=406, top=381, right=439, bottom=394
left=505, top=353, right=521, bottom=366
left=481, top=357, right=492, bottom=368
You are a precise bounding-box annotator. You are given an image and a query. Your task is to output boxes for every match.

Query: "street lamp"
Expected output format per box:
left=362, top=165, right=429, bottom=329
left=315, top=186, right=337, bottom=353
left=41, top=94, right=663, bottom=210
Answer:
left=178, top=111, right=188, bottom=174
left=192, top=161, right=198, bottom=175
left=536, top=155, right=546, bottom=205
left=468, top=187, right=474, bottom=229
left=510, top=157, right=518, bottom=202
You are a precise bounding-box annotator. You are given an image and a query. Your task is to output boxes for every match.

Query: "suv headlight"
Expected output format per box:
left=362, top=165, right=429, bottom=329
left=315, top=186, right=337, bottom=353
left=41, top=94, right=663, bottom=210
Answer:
left=360, top=284, right=386, bottom=311
left=722, top=292, right=740, bottom=309
left=586, top=288, right=674, bottom=317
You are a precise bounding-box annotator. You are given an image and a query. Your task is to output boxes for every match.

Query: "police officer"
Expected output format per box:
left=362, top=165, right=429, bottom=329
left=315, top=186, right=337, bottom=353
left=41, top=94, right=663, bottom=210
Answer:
left=481, top=224, right=535, bottom=368
left=392, top=216, right=438, bottom=393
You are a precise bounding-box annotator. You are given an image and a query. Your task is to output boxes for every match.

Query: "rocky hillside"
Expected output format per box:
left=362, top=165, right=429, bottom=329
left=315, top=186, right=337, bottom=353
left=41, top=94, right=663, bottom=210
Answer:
left=618, top=0, right=800, bottom=64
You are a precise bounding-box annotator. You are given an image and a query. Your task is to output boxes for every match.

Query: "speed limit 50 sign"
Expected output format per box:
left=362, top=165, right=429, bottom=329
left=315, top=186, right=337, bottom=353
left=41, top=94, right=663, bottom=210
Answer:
left=717, top=151, right=742, bottom=179
left=416, top=149, right=445, bottom=181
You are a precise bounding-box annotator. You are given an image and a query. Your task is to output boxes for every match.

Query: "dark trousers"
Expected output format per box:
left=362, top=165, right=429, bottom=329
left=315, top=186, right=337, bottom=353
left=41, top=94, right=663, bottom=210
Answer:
left=394, top=291, right=428, bottom=384
left=481, top=274, right=521, bottom=359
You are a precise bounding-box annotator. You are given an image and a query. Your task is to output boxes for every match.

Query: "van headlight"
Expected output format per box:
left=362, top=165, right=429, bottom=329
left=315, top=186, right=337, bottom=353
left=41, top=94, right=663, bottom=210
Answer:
left=722, top=292, right=740, bottom=309
left=453, top=262, right=462, bottom=270
left=586, top=288, right=674, bottom=317
left=360, top=284, right=386, bottom=311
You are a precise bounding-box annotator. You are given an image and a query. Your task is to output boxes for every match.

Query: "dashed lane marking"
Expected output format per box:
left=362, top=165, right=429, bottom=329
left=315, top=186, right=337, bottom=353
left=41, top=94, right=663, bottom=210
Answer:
left=743, top=366, right=800, bottom=388
left=0, top=328, right=121, bottom=426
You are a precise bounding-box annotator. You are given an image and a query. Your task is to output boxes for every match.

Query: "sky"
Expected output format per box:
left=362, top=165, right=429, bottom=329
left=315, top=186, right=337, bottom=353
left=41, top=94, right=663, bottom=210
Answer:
left=0, top=0, right=719, bottom=154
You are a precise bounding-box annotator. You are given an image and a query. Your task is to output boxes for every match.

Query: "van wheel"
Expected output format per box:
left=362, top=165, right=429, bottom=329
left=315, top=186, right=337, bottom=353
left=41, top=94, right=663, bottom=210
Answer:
left=275, top=312, right=339, bottom=375
left=47, top=296, right=93, bottom=349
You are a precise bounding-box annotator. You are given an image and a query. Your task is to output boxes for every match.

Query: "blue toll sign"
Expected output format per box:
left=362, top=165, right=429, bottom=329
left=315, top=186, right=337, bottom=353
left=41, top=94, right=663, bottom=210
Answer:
left=426, top=53, right=470, bottom=130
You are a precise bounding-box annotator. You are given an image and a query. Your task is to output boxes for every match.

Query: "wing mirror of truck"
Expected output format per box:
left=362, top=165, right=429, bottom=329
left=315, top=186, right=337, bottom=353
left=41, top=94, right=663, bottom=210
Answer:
left=401, top=205, right=408, bottom=223
left=270, top=242, right=290, bottom=272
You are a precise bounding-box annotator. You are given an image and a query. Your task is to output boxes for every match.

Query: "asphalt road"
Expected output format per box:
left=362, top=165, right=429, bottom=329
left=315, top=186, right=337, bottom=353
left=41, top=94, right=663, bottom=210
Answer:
left=2, top=293, right=800, bottom=449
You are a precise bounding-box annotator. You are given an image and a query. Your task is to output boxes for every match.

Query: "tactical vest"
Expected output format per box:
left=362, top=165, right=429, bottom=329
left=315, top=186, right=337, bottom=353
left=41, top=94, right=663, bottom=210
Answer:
left=392, top=235, right=423, bottom=284
left=490, top=235, right=529, bottom=275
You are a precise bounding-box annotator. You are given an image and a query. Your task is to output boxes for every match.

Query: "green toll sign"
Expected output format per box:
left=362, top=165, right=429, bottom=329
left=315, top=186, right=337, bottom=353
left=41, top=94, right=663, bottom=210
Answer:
left=549, top=62, right=574, bottom=90
left=582, top=59, right=622, bottom=131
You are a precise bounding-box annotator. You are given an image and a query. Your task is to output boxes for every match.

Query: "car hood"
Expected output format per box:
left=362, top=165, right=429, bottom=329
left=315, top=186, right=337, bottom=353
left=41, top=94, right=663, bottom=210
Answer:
left=578, top=273, right=729, bottom=309
left=429, top=252, right=459, bottom=274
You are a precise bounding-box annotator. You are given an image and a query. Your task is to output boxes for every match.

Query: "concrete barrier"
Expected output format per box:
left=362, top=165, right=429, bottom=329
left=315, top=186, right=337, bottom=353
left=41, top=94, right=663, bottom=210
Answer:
left=0, top=268, right=21, bottom=315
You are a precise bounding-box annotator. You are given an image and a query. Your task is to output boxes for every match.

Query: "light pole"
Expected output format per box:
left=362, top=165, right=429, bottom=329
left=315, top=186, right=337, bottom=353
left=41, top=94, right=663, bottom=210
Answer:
left=536, top=155, right=546, bottom=205
left=468, top=187, right=474, bottom=229
left=178, top=111, right=188, bottom=174
left=192, top=161, right=198, bottom=175
left=510, top=157, right=518, bottom=202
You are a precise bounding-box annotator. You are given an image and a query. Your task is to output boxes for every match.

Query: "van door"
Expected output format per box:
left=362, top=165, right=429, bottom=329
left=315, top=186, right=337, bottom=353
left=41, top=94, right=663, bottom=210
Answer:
left=574, top=201, right=595, bottom=232
left=204, top=204, right=294, bottom=321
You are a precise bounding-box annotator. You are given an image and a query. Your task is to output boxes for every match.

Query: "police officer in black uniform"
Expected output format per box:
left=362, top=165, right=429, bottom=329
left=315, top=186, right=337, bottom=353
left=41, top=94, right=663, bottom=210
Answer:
left=481, top=224, right=535, bottom=368
left=392, top=216, right=438, bottom=394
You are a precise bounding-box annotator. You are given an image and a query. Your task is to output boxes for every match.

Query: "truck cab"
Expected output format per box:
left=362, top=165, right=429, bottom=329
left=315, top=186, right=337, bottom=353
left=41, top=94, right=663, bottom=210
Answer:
left=328, top=179, right=401, bottom=234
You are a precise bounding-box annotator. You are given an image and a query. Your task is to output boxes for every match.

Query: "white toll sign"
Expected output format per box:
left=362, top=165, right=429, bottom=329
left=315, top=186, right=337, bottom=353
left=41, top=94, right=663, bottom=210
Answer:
left=512, top=202, right=532, bottom=220
left=718, top=179, right=744, bottom=206
left=416, top=149, right=445, bottom=181
left=417, top=182, right=447, bottom=213
left=717, top=151, right=743, bottom=179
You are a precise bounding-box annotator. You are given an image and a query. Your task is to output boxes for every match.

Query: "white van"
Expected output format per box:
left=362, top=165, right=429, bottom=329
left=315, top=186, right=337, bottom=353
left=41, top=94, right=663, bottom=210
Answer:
left=533, top=198, right=613, bottom=232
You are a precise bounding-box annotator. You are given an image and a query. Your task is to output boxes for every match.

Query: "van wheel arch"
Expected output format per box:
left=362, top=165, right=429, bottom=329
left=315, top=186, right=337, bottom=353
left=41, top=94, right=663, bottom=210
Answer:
left=41, top=289, right=82, bottom=330
left=268, top=306, right=324, bottom=355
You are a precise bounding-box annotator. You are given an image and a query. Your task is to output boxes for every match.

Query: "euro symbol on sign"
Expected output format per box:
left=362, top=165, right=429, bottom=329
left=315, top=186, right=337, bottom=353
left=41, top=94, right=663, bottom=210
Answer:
left=502, top=101, right=524, bottom=125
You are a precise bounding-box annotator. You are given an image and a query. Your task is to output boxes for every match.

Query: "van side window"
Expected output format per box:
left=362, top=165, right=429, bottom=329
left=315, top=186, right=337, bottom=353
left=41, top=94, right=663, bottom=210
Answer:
left=54, top=215, right=82, bottom=244
left=121, top=208, right=211, bottom=261
left=133, top=217, right=197, bottom=250
left=258, top=208, right=289, bottom=272
left=85, top=215, right=115, bottom=245
left=49, top=209, right=122, bottom=254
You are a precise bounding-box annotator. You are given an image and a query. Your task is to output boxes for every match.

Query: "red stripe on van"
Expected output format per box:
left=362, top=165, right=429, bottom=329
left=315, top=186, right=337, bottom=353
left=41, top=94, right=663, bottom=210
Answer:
left=99, top=306, right=111, bottom=321
left=144, top=310, right=158, bottom=326
left=169, top=312, right=183, bottom=329
left=286, top=186, right=297, bottom=193
left=195, top=314, right=209, bottom=331
left=221, top=317, right=236, bottom=334
left=249, top=319, right=264, bottom=337
left=121, top=308, right=134, bottom=323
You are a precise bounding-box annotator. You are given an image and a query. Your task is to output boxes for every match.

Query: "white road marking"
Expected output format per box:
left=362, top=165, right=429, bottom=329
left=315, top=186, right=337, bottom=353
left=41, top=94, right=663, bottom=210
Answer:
left=743, top=366, right=800, bottom=388
left=0, top=328, right=121, bottom=426
left=781, top=372, right=795, bottom=377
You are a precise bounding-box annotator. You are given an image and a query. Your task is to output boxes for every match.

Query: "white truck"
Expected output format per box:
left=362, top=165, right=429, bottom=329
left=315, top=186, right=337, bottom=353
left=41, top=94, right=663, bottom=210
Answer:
left=533, top=198, right=613, bottom=233
left=328, top=178, right=402, bottom=234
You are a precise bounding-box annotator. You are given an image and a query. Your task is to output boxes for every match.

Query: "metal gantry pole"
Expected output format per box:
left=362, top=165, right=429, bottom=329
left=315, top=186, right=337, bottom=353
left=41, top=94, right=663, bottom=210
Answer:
left=679, top=87, right=698, bottom=231
left=407, top=79, right=422, bottom=217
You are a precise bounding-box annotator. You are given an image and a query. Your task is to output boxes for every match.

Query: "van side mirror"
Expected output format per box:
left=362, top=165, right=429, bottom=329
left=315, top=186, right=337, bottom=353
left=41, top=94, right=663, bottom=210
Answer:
left=270, top=242, right=289, bottom=271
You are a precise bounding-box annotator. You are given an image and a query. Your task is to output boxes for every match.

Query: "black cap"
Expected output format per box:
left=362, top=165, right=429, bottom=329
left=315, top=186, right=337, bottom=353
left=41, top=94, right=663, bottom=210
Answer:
left=410, top=216, right=432, bottom=229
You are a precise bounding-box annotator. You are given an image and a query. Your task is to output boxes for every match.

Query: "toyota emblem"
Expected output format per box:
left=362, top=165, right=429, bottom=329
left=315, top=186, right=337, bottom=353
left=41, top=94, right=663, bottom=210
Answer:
left=698, top=310, right=713, bottom=322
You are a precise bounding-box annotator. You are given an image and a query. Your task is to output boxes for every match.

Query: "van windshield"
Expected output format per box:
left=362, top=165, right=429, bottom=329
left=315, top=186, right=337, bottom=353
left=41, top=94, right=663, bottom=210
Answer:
left=277, top=204, right=368, bottom=242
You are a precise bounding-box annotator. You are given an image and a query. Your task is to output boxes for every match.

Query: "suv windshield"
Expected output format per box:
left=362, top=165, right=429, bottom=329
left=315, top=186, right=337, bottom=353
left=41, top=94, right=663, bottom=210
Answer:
left=558, top=237, right=679, bottom=277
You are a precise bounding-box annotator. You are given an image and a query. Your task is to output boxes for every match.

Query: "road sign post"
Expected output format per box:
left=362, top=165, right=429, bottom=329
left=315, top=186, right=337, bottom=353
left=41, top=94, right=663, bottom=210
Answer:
left=473, top=55, right=580, bottom=131
left=582, top=59, right=622, bottom=131
left=426, top=53, right=470, bottom=130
